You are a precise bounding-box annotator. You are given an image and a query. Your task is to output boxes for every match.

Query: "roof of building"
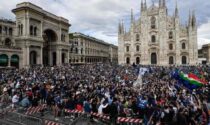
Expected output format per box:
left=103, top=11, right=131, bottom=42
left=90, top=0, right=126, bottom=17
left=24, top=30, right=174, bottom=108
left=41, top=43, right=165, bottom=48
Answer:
left=71, top=32, right=117, bottom=47
left=202, top=43, right=210, bottom=48
left=12, top=2, right=70, bottom=26
left=0, top=18, right=16, bottom=24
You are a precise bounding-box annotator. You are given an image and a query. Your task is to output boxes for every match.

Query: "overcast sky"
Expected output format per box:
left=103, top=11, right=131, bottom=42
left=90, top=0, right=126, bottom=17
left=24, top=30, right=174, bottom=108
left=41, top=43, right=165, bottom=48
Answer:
left=0, top=0, right=210, bottom=48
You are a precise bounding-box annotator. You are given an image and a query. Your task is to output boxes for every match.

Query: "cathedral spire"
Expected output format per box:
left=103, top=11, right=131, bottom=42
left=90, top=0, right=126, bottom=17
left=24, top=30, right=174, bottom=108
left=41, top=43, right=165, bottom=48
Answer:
left=144, top=0, right=147, bottom=9
left=118, top=20, right=122, bottom=34
left=159, top=0, right=162, bottom=7
left=141, top=0, right=144, bottom=11
left=131, top=8, right=134, bottom=24
left=192, top=10, right=196, bottom=27
left=188, top=10, right=192, bottom=26
left=175, top=0, right=179, bottom=17
left=121, top=20, right=124, bottom=34
left=162, top=0, right=165, bottom=7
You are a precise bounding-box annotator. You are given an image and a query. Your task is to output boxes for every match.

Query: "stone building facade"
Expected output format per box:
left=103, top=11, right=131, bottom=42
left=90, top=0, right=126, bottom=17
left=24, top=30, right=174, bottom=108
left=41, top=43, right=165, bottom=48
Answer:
left=0, top=19, right=22, bottom=68
left=69, top=32, right=118, bottom=64
left=198, top=44, right=210, bottom=64
left=118, top=0, right=198, bottom=65
left=0, top=2, right=70, bottom=68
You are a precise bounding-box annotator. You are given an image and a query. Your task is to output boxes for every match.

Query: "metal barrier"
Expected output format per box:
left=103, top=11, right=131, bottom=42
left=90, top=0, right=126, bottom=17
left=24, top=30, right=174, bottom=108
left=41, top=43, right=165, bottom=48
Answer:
left=25, top=104, right=46, bottom=115
left=64, top=109, right=143, bottom=125
left=2, top=111, right=69, bottom=125
left=64, top=109, right=84, bottom=121
left=5, top=112, right=43, bottom=125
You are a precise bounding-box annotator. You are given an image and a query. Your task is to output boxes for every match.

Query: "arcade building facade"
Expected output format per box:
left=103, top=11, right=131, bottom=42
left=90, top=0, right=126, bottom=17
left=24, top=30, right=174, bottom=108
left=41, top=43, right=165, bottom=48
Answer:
left=0, top=2, right=70, bottom=68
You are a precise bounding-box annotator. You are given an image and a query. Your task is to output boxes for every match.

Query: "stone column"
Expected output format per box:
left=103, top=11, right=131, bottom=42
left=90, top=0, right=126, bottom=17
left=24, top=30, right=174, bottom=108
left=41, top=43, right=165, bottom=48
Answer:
left=56, top=49, right=61, bottom=65
left=40, top=20, right=43, bottom=36
left=49, top=50, right=52, bottom=66
left=26, top=46, right=30, bottom=66
left=67, top=51, right=69, bottom=63
left=40, top=47, right=43, bottom=65
left=8, top=57, right=11, bottom=67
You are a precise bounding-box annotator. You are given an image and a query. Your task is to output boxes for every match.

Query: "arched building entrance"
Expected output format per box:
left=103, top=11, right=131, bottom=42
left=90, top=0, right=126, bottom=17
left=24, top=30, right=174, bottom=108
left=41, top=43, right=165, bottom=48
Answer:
left=62, top=53, right=66, bottom=64
left=30, top=51, right=37, bottom=65
left=151, top=53, right=157, bottom=64
left=0, top=54, right=8, bottom=67
left=11, top=55, right=19, bottom=68
left=42, top=29, right=57, bottom=66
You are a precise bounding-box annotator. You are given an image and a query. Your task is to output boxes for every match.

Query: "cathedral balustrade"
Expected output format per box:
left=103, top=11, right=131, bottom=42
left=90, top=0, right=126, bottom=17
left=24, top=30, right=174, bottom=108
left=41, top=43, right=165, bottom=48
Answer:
left=180, top=49, right=189, bottom=53
left=0, top=45, right=21, bottom=50
left=148, top=42, right=159, bottom=46
left=149, top=29, right=158, bottom=33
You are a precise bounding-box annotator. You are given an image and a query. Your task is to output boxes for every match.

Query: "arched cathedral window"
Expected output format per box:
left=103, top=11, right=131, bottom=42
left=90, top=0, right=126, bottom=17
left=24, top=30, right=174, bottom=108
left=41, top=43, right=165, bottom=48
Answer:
left=136, top=34, right=140, bottom=41
left=151, top=35, right=156, bottom=42
left=151, top=16, right=156, bottom=29
left=169, top=31, right=173, bottom=39
left=126, top=46, right=129, bottom=52
left=136, top=45, right=140, bottom=52
left=169, top=44, right=173, bottom=50
left=182, top=43, right=186, bottom=50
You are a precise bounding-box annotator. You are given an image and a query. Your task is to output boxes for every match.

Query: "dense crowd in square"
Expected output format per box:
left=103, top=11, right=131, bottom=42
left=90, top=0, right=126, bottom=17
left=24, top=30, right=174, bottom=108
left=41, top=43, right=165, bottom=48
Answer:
left=0, top=64, right=209, bottom=125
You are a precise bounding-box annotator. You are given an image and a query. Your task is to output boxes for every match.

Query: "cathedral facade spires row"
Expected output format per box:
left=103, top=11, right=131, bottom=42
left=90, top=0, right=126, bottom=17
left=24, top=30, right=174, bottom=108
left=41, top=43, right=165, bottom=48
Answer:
left=118, top=20, right=126, bottom=34
left=141, top=0, right=166, bottom=12
left=119, top=0, right=196, bottom=35
left=188, top=10, right=196, bottom=28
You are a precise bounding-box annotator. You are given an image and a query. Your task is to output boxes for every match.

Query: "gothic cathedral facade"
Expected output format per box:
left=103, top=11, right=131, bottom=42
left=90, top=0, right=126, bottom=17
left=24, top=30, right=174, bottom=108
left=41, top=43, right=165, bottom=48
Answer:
left=118, top=0, right=198, bottom=65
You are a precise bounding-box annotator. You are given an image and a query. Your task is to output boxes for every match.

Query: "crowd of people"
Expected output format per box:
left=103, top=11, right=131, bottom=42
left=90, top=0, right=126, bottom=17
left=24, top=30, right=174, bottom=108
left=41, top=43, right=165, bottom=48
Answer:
left=0, top=63, right=209, bottom=125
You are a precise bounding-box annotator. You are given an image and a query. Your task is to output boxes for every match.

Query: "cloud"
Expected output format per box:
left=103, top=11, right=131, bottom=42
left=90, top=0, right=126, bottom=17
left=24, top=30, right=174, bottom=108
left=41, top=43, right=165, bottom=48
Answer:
left=198, top=19, right=210, bottom=48
left=0, top=0, right=210, bottom=46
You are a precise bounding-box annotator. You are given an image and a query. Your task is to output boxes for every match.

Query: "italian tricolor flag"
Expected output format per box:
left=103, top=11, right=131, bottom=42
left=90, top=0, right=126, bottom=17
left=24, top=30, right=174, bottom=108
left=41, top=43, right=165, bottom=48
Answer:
left=179, top=72, right=207, bottom=87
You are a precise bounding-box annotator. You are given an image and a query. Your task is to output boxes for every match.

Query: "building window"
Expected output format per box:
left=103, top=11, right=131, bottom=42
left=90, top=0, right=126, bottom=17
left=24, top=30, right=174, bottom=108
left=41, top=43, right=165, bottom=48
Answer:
left=21, top=24, right=23, bottom=35
left=4, top=27, right=8, bottom=35
left=81, top=48, right=83, bottom=54
left=169, top=44, right=173, bottom=50
left=61, top=34, right=66, bottom=42
left=18, top=25, right=20, bottom=35
left=30, top=25, right=33, bottom=36
left=70, top=48, right=73, bottom=53
left=151, top=35, right=156, bottom=42
left=9, top=28, right=12, bottom=36
left=34, top=27, right=37, bottom=36
left=136, top=45, right=140, bottom=52
left=169, top=31, right=173, bottom=39
left=126, top=46, right=129, bottom=52
left=136, top=34, right=140, bottom=41
left=151, top=16, right=156, bottom=29
left=5, top=38, right=12, bottom=47
left=75, top=48, right=78, bottom=54
left=0, top=26, right=2, bottom=34
left=182, top=43, right=186, bottom=49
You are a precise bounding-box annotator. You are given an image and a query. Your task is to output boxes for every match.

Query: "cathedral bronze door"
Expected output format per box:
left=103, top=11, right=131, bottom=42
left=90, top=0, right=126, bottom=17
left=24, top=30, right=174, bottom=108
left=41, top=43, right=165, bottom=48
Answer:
left=151, top=53, right=157, bottom=64
left=169, top=56, right=174, bottom=64
left=182, top=56, right=187, bottom=64
left=136, top=57, right=140, bottom=64
left=126, top=57, right=130, bottom=64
